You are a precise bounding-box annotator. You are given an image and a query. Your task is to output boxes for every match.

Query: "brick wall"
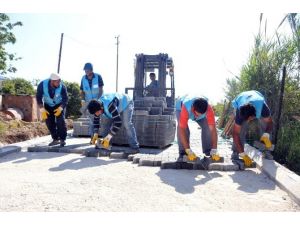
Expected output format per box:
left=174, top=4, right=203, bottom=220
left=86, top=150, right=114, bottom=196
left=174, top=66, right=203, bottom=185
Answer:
left=2, top=95, right=40, bottom=122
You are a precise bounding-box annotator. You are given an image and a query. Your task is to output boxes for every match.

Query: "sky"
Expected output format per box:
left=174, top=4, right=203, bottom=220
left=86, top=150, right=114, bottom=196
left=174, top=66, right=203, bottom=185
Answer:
left=2, top=0, right=296, bottom=104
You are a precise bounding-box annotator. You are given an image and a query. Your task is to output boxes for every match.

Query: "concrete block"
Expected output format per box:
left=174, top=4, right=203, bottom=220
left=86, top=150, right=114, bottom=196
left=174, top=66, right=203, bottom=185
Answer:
left=127, top=154, right=135, bottom=161
left=0, top=145, right=21, bottom=157
left=109, top=152, right=127, bottom=159
left=139, top=158, right=154, bottom=166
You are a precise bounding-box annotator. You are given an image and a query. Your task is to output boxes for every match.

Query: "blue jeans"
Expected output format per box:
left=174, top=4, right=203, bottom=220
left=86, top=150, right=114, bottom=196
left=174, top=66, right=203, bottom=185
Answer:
left=176, top=110, right=212, bottom=156
left=101, top=101, right=139, bottom=149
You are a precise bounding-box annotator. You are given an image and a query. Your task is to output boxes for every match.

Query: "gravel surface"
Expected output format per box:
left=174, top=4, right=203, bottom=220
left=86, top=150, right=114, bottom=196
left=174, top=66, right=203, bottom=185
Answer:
left=0, top=151, right=299, bottom=211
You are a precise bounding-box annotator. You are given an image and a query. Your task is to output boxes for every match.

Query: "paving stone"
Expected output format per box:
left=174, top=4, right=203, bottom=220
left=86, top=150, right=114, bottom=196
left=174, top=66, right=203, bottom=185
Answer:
left=139, top=158, right=154, bottom=166
left=209, top=162, right=239, bottom=171
left=0, top=146, right=21, bottom=157
left=127, top=154, right=135, bottom=161
left=85, top=149, right=100, bottom=157
left=109, top=152, right=127, bottom=159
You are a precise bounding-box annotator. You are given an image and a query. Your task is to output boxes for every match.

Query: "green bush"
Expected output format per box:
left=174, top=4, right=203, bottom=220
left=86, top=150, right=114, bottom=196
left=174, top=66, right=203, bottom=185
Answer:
left=1, top=77, right=35, bottom=95
left=274, top=121, right=300, bottom=175
left=64, top=81, right=81, bottom=119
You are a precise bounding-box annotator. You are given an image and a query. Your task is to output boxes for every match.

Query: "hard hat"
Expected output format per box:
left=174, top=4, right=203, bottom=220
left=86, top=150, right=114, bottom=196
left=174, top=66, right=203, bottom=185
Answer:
left=50, top=73, right=61, bottom=80
left=83, top=62, right=93, bottom=71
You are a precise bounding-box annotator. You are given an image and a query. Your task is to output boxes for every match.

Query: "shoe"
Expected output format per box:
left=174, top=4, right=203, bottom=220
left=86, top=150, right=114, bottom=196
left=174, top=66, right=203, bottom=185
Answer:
left=60, top=140, right=66, bottom=147
left=49, top=139, right=60, bottom=146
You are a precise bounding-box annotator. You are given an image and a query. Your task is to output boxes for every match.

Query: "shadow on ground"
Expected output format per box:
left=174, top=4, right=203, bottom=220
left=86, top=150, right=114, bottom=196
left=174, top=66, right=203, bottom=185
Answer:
left=156, top=169, right=222, bottom=194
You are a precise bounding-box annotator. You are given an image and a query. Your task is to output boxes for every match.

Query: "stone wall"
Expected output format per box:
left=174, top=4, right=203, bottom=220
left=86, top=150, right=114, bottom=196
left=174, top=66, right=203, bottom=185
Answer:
left=2, top=95, right=40, bottom=122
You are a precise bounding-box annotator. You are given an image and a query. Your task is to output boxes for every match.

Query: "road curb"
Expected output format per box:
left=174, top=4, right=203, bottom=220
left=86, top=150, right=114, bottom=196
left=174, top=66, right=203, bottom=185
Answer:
left=245, top=144, right=300, bottom=206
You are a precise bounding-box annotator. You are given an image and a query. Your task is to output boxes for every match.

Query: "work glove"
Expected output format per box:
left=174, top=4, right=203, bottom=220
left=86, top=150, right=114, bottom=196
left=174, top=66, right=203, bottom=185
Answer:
left=54, top=106, right=63, bottom=117
left=185, top=148, right=197, bottom=161
left=101, top=134, right=113, bottom=149
left=260, top=133, right=272, bottom=149
left=210, top=148, right=220, bottom=161
left=239, top=152, right=253, bottom=167
left=81, top=100, right=86, bottom=107
left=90, top=133, right=98, bottom=145
left=40, top=108, right=49, bottom=121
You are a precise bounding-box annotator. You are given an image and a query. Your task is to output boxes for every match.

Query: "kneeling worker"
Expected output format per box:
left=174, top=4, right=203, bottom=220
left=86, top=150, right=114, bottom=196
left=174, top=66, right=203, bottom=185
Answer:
left=175, top=95, right=219, bottom=161
left=87, top=93, right=140, bottom=153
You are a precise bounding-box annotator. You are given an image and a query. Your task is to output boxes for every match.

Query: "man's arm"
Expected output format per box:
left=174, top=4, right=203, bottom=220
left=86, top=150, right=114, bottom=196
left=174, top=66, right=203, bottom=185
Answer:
left=60, top=85, right=68, bottom=108
left=98, top=86, right=103, bottom=98
left=108, top=101, right=122, bottom=135
left=262, top=117, right=273, bottom=133
left=209, top=124, right=218, bottom=149
left=36, top=82, right=44, bottom=108
left=178, top=105, right=190, bottom=149
left=232, top=123, right=243, bottom=153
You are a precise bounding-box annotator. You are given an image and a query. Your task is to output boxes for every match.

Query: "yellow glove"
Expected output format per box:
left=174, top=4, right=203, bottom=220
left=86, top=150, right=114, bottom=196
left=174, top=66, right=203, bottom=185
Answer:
left=210, top=149, right=220, bottom=161
left=239, top=152, right=253, bottom=167
left=81, top=100, right=86, bottom=107
left=91, top=133, right=98, bottom=145
left=185, top=148, right=197, bottom=161
left=54, top=106, right=63, bottom=117
left=101, top=134, right=113, bottom=149
left=260, top=133, right=272, bottom=149
left=40, top=108, right=49, bottom=121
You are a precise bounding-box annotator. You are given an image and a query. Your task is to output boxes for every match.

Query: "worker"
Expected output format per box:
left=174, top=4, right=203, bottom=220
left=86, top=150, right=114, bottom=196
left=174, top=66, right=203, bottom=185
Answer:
left=231, top=90, right=273, bottom=166
left=145, top=72, right=159, bottom=97
left=175, top=95, right=219, bottom=161
left=87, top=93, right=140, bottom=153
left=80, top=62, right=104, bottom=143
left=36, top=73, right=68, bottom=147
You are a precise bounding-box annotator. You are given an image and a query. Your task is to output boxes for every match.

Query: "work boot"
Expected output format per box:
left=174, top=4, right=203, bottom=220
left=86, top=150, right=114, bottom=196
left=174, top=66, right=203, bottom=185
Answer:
left=48, top=139, right=60, bottom=146
left=60, top=140, right=66, bottom=147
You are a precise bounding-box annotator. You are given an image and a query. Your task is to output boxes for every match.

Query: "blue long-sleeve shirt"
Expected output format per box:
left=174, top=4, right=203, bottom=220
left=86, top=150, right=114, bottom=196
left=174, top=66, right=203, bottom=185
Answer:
left=36, top=81, right=68, bottom=108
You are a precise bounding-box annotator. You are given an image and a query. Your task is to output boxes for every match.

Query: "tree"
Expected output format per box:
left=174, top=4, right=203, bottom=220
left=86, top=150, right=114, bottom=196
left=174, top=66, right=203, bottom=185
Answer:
left=1, top=77, right=35, bottom=95
left=63, top=81, right=81, bottom=118
left=0, top=13, right=22, bottom=75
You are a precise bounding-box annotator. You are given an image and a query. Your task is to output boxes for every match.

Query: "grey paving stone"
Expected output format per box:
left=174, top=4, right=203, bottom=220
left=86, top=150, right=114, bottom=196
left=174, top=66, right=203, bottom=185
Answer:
left=109, top=152, right=127, bottom=159
left=139, top=158, right=154, bottom=167
left=209, top=162, right=239, bottom=171
left=127, top=154, right=135, bottom=161
left=0, top=146, right=21, bottom=157
left=85, top=149, right=100, bottom=157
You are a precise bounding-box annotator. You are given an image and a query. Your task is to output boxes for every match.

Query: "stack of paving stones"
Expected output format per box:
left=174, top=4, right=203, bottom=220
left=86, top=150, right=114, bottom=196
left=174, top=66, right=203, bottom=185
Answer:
left=99, top=96, right=176, bottom=149
left=72, top=117, right=90, bottom=137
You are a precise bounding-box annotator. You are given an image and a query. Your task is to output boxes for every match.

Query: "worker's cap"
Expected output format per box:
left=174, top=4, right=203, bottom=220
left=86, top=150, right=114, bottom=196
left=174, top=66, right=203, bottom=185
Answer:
left=83, top=62, right=93, bottom=71
left=87, top=99, right=103, bottom=115
left=50, top=73, right=61, bottom=80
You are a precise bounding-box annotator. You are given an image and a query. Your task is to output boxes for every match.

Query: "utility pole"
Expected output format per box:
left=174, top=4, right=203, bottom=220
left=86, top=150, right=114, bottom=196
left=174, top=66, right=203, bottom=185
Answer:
left=57, top=33, right=64, bottom=74
left=115, top=35, right=120, bottom=92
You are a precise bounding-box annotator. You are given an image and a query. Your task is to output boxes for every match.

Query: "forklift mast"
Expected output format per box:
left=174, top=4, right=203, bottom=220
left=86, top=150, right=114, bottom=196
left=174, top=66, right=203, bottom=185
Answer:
left=126, top=53, right=175, bottom=107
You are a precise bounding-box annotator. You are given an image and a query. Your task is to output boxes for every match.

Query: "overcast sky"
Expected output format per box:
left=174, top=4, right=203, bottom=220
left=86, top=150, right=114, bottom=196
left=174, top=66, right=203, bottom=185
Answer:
left=2, top=0, right=296, bottom=104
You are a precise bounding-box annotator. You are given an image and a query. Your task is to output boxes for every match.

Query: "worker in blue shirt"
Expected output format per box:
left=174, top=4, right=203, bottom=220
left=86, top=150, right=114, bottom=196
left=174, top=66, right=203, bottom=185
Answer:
left=36, top=73, right=68, bottom=147
left=80, top=62, right=104, bottom=143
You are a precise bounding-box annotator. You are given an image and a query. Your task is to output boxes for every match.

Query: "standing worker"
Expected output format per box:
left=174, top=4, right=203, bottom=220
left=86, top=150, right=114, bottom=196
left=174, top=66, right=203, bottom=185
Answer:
left=36, top=73, right=68, bottom=146
left=175, top=95, right=219, bottom=161
left=87, top=93, right=140, bottom=153
left=231, top=90, right=273, bottom=166
left=80, top=62, right=104, bottom=143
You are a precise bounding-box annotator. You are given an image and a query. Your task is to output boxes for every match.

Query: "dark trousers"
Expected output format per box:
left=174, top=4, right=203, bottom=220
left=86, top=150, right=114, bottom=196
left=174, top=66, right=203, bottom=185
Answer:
left=45, top=104, right=67, bottom=141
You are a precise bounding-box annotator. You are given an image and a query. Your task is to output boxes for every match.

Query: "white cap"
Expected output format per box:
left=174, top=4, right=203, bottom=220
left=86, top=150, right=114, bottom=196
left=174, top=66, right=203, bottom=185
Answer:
left=50, top=73, right=61, bottom=80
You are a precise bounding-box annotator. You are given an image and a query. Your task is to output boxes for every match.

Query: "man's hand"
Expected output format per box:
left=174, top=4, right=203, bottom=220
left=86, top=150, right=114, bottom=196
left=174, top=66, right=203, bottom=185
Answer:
left=260, top=133, right=272, bottom=149
left=185, top=148, right=197, bottom=161
left=40, top=108, right=49, bottom=121
left=210, top=148, right=220, bottom=161
left=239, top=152, right=253, bottom=167
left=54, top=106, right=63, bottom=117
left=91, top=133, right=98, bottom=145
left=101, top=134, right=113, bottom=149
